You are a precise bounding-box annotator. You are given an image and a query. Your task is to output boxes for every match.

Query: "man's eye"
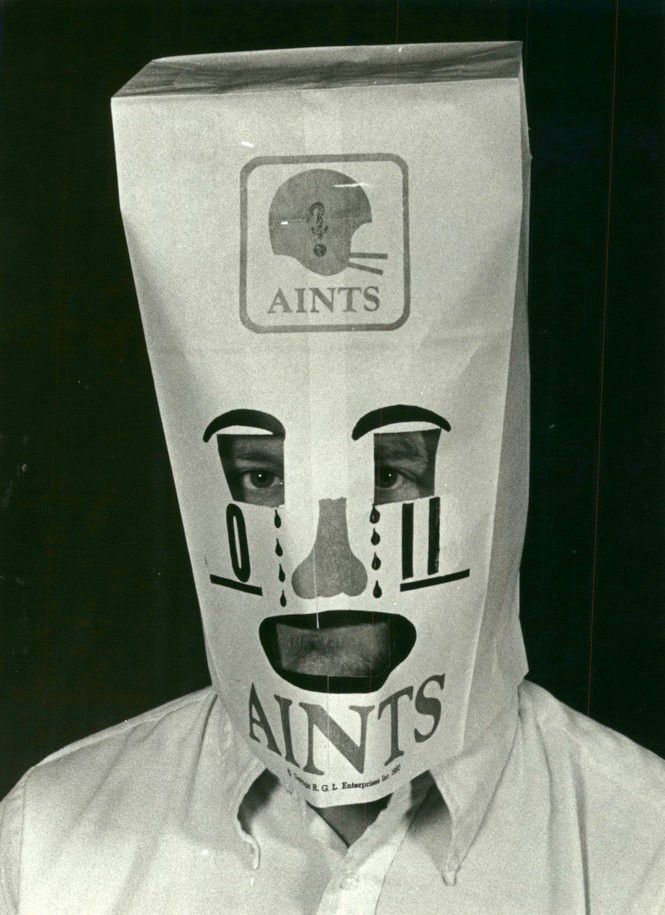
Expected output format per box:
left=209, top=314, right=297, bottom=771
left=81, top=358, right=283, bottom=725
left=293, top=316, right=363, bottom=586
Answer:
left=372, top=429, right=441, bottom=505
left=376, top=466, right=403, bottom=490
left=217, top=434, right=285, bottom=507
left=244, top=469, right=280, bottom=490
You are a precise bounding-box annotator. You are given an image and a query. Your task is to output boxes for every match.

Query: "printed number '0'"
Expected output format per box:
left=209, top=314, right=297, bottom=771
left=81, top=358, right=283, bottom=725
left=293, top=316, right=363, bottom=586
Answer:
left=226, top=504, right=251, bottom=583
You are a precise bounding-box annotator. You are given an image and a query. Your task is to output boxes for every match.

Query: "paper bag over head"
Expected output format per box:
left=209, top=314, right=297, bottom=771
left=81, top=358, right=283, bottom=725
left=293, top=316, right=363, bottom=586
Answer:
left=112, top=42, right=531, bottom=806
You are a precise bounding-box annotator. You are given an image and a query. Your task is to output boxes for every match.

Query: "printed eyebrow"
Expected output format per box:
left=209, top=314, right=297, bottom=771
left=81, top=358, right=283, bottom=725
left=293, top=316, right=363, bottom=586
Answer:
left=203, top=409, right=285, bottom=442
left=352, top=405, right=451, bottom=441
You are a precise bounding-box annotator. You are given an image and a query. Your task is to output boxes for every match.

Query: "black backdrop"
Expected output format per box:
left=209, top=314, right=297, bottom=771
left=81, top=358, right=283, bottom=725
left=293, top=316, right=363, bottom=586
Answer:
left=2, top=0, right=663, bottom=800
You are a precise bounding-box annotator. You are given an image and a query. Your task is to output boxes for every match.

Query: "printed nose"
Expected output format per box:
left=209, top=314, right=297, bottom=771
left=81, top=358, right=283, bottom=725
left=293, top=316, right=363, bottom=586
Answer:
left=291, top=498, right=367, bottom=599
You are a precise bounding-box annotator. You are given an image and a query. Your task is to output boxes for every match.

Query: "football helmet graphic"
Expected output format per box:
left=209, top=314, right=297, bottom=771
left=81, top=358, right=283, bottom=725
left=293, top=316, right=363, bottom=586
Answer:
left=269, top=169, right=387, bottom=276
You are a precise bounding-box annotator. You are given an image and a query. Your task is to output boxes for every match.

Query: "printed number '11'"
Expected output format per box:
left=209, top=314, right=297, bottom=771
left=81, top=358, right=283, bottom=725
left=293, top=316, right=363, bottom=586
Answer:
left=402, top=497, right=440, bottom=580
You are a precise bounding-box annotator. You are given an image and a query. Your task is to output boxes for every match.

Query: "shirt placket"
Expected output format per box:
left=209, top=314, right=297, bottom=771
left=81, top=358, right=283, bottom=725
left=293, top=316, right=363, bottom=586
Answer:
left=313, top=781, right=431, bottom=915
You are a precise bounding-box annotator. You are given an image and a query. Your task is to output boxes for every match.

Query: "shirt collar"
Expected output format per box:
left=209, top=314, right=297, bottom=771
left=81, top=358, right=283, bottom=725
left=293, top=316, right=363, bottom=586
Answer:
left=213, top=688, right=519, bottom=879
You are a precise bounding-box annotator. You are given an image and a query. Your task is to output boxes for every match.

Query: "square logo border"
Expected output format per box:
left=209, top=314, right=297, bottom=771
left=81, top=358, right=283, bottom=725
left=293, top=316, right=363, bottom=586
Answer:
left=239, top=153, right=410, bottom=334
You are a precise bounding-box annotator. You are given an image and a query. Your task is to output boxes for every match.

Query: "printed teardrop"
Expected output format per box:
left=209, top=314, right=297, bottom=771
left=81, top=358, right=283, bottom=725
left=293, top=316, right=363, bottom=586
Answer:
left=371, top=553, right=381, bottom=570
left=278, top=564, right=286, bottom=583
left=280, top=590, right=287, bottom=607
left=372, top=581, right=382, bottom=599
left=275, top=539, right=283, bottom=557
left=369, top=505, right=380, bottom=524
left=274, top=509, right=282, bottom=528
left=371, top=528, right=380, bottom=546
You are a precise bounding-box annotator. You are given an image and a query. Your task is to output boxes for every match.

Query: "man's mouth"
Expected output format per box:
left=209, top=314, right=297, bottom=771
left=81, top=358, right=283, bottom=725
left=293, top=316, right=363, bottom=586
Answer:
left=259, top=610, right=416, bottom=693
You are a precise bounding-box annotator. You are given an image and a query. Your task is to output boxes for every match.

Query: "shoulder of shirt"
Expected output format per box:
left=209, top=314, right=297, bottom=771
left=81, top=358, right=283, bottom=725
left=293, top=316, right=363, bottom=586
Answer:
left=519, top=678, right=665, bottom=815
left=3, top=687, right=223, bottom=801
left=0, top=688, right=235, bottom=910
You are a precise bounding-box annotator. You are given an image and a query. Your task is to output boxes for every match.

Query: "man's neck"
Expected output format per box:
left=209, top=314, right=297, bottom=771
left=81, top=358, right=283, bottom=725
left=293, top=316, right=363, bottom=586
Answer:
left=309, top=796, right=392, bottom=846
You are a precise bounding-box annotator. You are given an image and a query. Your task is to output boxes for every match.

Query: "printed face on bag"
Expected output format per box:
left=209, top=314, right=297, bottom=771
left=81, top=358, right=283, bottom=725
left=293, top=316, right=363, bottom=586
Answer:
left=203, top=401, right=468, bottom=692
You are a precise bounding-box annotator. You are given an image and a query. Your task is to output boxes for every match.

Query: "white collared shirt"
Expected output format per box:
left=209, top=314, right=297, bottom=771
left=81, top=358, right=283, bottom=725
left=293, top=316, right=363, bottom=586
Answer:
left=1, top=681, right=664, bottom=913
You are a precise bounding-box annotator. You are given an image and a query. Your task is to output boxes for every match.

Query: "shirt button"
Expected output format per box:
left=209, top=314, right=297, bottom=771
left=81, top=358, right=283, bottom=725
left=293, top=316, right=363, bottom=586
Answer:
left=340, top=874, right=358, bottom=890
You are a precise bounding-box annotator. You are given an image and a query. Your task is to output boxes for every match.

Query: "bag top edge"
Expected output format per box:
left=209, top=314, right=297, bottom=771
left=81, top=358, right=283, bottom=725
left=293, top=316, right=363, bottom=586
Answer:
left=113, top=41, right=523, bottom=100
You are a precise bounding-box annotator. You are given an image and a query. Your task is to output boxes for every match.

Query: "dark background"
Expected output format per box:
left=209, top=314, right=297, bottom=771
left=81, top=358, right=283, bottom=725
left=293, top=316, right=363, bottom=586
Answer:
left=1, top=0, right=663, bottom=799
